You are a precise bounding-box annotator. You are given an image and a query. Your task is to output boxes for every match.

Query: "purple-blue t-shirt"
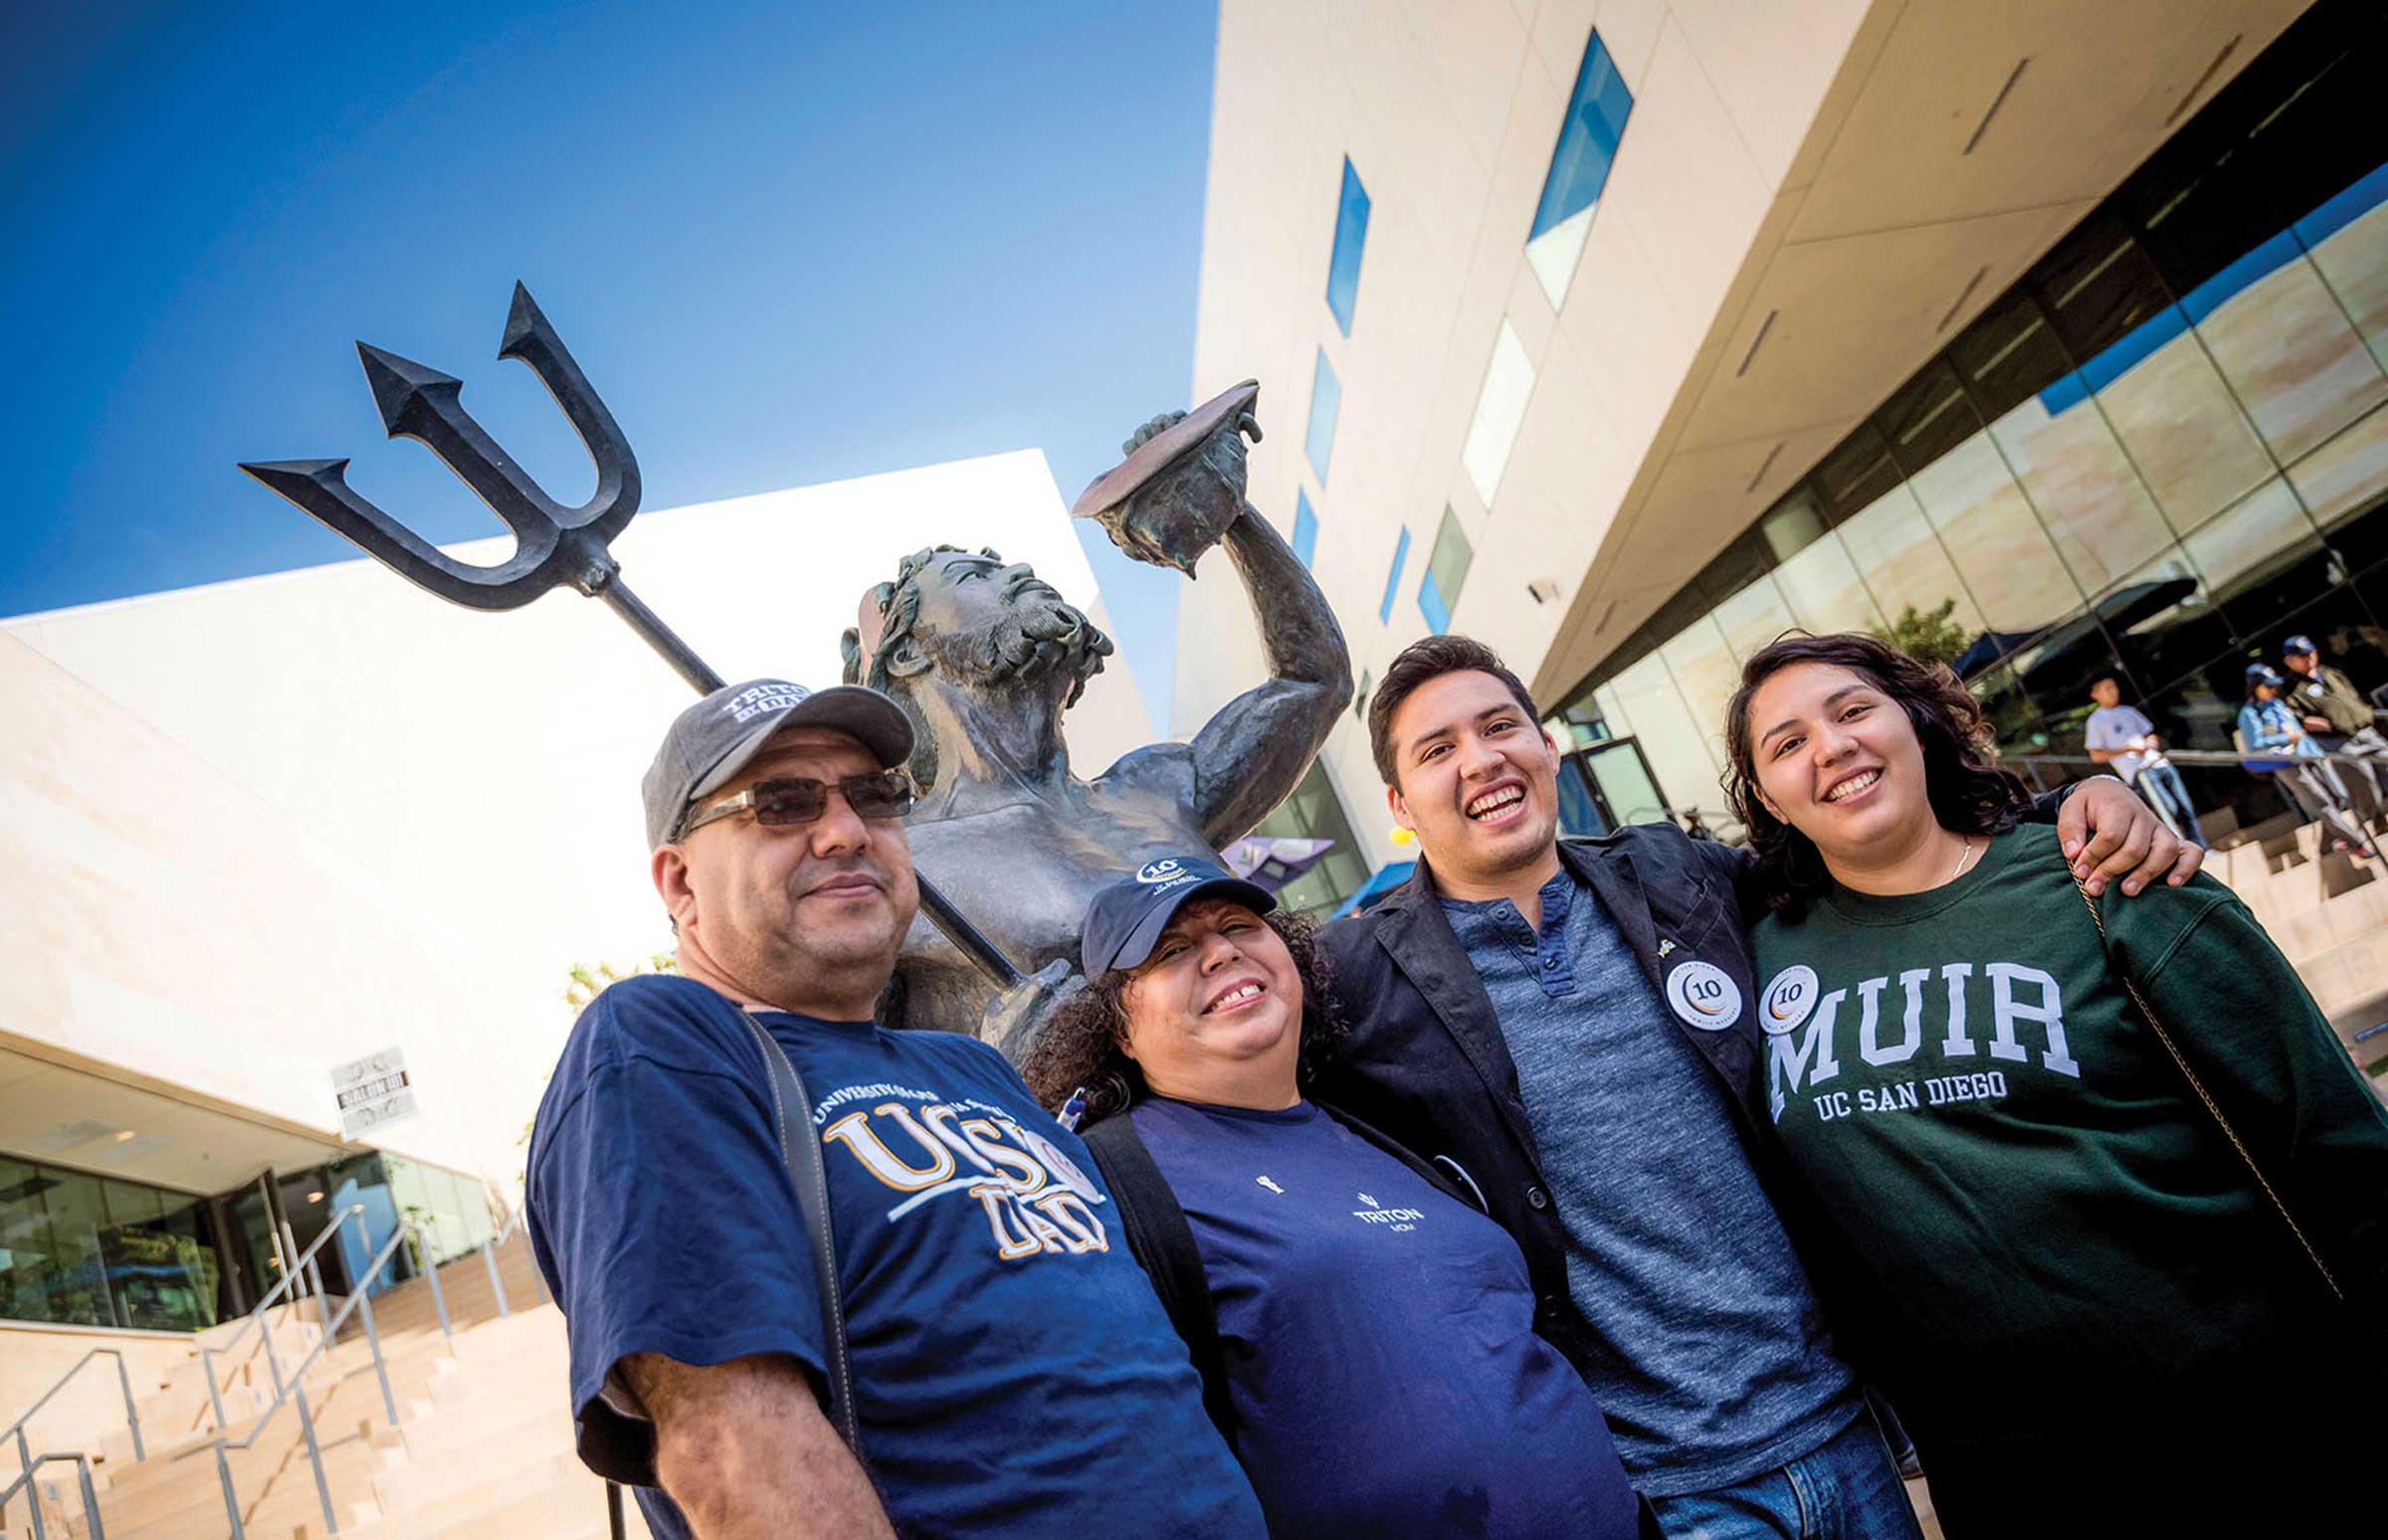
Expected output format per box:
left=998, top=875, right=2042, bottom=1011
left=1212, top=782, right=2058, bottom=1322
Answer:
left=527, top=975, right=1263, bottom=1540
left=1129, top=1094, right=1642, bottom=1540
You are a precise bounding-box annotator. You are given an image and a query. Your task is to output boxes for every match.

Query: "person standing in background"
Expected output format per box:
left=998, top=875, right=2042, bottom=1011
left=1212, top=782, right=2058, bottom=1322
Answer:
left=2084, top=673, right=2205, bottom=848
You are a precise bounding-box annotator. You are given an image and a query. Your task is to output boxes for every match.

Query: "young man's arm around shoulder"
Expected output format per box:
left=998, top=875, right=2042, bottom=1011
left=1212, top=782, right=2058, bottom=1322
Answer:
left=620, top=1353, right=893, bottom=1540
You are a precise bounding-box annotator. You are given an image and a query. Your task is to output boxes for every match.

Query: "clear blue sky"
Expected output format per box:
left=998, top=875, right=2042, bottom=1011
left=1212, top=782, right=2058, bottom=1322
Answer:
left=1, top=0, right=1216, bottom=729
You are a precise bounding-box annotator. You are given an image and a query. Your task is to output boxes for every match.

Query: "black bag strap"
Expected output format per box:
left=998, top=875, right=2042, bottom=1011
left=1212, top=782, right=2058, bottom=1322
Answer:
left=735, top=1008, right=866, bottom=1452
left=1080, top=1113, right=1233, bottom=1441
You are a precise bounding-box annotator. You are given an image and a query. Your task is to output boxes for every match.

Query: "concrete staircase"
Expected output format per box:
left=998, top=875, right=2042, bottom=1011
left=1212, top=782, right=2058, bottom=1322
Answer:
left=4, top=1234, right=649, bottom=1540
left=2202, top=813, right=2388, bottom=1076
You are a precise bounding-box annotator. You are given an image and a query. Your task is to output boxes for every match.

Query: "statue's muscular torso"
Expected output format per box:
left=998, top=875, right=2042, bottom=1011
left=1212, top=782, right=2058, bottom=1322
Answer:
left=888, top=744, right=1205, bottom=1041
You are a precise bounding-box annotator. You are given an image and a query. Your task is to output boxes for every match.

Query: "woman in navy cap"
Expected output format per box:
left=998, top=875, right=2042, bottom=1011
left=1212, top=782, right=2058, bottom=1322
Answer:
left=1022, top=856, right=1649, bottom=1540
left=2240, top=662, right=2373, bottom=858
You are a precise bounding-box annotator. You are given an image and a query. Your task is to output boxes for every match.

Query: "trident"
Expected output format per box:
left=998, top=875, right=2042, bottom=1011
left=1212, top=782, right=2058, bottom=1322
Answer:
left=241, top=283, right=1023, bottom=991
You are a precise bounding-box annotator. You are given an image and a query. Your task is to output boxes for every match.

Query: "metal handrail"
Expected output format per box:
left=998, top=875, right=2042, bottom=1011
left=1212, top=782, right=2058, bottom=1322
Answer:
left=200, top=1203, right=370, bottom=1432
left=175, top=1219, right=429, bottom=1540
left=0, top=1450, right=105, bottom=1540
left=2, top=1349, right=143, bottom=1468
left=2015, top=746, right=2382, bottom=769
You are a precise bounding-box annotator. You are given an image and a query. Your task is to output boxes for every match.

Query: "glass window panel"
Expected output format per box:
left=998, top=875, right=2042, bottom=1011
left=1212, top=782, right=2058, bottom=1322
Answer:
left=1325, top=157, right=1371, bottom=336
left=1832, top=484, right=1989, bottom=642
left=2090, top=313, right=2276, bottom=534
left=1581, top=739, right=1671, bottom=828
left=151, top=1191, right=223, bottom=1330
left=1304, top=350, right=1341, bottom=483
left=1756, top=488, right=1828, bottom=563
left=1949, top=290, right=2075, bottom=423
left=2035, top=215, right=2173, bottom=364
left=1986, top=388, right=2176, bottom=596
left=1875, top=358, right=1984, bottom=481
left=1608, top=654, right=1718, bottom=823
left=1710, top=575, right=1797, bottom=663
left=1966, top=662, right=2051, bottom=763
left=1906, top=434, right=2084, bottom=636
left=2182, top=481, right=2330, bottom=639
left=1254, top=763, right=1370, bottom=917
left=1525, top=29, right=1633, bottom=307
left=1462, top=320, right=1536, bottom=504
left=1657, top=618, right=1738, bottom=773
left=1, top=1157, right=61, bottom=1325
left=1419, top=572, right=1451, bottom=635
left=37, top=1167, right=113, bottom=1327
left=2107, top=545, right=2232, bottom=700
left=1811, top=427, right=1903, bottom=525
left=2286, top=400, right=2388, bottom=532
left=1378, top=527, right=1411, bottom=623
left=1770, top=529, right=1883, bottom=636
left=2192, top=247, right=2386, bottom=466
left=1292, top=489, right=1318, bottom=568
left=2302, top=176, right=2388, bottom=373
left=1427, top=506, right=1474, bottom=611
left=1592, top=684, right=1633, bottom=741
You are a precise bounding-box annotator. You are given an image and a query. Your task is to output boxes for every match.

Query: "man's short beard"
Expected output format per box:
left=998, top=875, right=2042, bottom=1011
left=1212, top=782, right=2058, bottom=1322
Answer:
left=928, top=597, right=1114, bottom=709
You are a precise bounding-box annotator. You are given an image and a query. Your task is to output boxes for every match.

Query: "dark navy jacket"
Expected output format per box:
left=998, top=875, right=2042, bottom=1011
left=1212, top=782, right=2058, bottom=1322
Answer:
left=1310, top=824, right=1786, bottom=1388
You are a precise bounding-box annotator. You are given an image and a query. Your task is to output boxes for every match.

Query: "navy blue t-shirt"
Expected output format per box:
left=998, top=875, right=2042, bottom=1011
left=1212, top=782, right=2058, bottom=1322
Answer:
left=527, top=975, right=1264, bottom=1540
left=1130, top=1095, right=1641, bottom=1540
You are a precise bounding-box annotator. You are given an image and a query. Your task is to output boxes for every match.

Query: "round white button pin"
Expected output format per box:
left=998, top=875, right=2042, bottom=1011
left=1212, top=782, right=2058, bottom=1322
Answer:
left=1759, top=965, right=1821, bottom=1036
left=1664, top=959, right=1742, bottom=1032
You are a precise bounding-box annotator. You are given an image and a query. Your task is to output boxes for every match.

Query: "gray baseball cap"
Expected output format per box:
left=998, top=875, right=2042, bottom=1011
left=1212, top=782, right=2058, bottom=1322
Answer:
left=643, top=678, right=914, bottom=848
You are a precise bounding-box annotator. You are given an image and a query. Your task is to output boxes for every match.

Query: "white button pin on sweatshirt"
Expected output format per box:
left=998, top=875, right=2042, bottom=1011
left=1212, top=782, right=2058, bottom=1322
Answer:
left=1760, top=965, right=1821, bottom=1036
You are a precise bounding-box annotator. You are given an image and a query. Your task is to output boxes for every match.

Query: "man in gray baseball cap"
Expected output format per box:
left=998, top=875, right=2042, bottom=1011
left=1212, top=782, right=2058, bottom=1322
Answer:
left=527, top=677, right=1265, bottom=1540
left=641, top=677, right=915, bottom=849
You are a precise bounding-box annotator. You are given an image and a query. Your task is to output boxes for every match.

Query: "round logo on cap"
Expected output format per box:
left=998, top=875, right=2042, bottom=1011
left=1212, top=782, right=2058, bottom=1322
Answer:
left=1136, top=859, right=1186, bottom=884
left=1665, top=959, right=1742, bottom=1032
left=1759, top=965, right=1821, bottom=1036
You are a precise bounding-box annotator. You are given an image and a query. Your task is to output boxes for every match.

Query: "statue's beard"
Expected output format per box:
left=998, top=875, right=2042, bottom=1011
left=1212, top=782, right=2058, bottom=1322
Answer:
left=927, top=595, right=1114, bottom=708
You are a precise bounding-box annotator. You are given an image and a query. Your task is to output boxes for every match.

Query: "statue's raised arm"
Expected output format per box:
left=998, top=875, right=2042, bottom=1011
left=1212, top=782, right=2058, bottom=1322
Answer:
left=1080, top=383, right=1355, bottom=847
left=842, top=381, right=1353, bottom=1053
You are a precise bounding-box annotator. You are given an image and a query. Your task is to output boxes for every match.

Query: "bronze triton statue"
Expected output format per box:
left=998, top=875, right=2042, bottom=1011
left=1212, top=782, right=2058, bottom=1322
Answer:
left=241, top=289, right=1351, bottom=1057
left=847, top=380, right=1353, bottom=1051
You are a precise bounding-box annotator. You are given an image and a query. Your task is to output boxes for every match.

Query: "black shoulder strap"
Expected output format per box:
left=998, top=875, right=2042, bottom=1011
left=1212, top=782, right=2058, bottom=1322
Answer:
left=1081, top=1113, right=1233, bottom=1442
left=735, top=1009, right=865, bottom=1456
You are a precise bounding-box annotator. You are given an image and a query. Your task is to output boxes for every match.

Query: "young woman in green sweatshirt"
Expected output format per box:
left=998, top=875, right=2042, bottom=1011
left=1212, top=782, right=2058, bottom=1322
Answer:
left=1719, top=631, right=2388, bottom=1536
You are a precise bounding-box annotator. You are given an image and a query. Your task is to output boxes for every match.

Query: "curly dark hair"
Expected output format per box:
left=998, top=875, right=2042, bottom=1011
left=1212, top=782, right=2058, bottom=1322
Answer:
left=1722, top=631, right=2032, bottom=919
left=1019, top=908, right=1345, bottom=1127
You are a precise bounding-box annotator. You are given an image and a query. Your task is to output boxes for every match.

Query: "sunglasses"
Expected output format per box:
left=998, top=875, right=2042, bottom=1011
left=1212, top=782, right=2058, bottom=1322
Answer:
left=680, top=770, right=915, bottom=839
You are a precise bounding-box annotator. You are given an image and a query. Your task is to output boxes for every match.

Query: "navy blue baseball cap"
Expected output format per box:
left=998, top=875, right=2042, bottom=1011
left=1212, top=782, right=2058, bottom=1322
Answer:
left=2284, top=635, right=2318, bottom=657
left=2246, top=663, right=2286, bottom=689
left=1080, top=857, right=1277, bottom=978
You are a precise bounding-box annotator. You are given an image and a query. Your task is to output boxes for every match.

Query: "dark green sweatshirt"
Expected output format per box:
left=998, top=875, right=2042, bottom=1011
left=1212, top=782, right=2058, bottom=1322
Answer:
left=1749, top=823, right=2388, bottom=1444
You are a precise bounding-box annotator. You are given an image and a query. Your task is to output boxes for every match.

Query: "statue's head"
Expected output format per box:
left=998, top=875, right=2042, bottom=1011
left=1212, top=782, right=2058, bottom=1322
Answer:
left=841, top=546, right=1114, bottom=790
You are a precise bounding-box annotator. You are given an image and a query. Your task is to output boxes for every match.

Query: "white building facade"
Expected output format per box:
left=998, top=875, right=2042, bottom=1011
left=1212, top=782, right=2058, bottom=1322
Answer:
left=1, top=449, right=1148, bottom=1344
left=1176, top=0, right=2384, bottom=906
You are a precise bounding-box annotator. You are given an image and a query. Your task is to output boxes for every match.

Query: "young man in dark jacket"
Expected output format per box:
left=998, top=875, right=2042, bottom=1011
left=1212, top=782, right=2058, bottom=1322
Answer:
left=1308, top=636, right=2200, bottom=1539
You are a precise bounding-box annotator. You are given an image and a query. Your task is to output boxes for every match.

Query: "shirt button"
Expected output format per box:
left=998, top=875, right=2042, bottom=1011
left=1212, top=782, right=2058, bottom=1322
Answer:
left=1526, top=1187, right=1550, bottom=1211
left=1542, top=955, right=1560, bottom=969
left=1538, top=1293, right=1562, bottom=1316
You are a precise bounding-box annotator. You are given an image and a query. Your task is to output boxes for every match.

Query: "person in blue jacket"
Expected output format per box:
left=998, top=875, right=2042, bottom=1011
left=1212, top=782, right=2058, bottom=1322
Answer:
left=2239, top=663, right=2372, bottom=858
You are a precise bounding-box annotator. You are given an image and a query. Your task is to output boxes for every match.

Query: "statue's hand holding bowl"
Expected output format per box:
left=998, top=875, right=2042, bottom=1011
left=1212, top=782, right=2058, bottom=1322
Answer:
left=1073, top=381, right=1263, bottom=579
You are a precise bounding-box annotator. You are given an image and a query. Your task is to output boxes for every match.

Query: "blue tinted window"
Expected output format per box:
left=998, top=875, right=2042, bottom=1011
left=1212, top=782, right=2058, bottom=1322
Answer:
left=1378, top=527, right=1411, bottom=623
left=1418, top=570, right=1450, bottom=634
left=1325, top=158, right=1371, bottom=335
left=1304, top=350, right=1341, bottom=482
left=1530, top=34, right=1633, bottom=242
left=1293, top=489, right=1319, bottom=568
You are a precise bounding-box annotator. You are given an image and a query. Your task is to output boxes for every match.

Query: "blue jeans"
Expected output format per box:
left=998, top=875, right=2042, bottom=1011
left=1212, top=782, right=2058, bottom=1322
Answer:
left=2132, top=761, right=2207, bottom=847
left=1648, top=1416, right=1921, bottom=1540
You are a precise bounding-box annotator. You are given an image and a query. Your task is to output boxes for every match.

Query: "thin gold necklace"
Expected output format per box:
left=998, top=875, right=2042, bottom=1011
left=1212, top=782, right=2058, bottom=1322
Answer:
left=1948, top=834, right=1979, bottom=880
